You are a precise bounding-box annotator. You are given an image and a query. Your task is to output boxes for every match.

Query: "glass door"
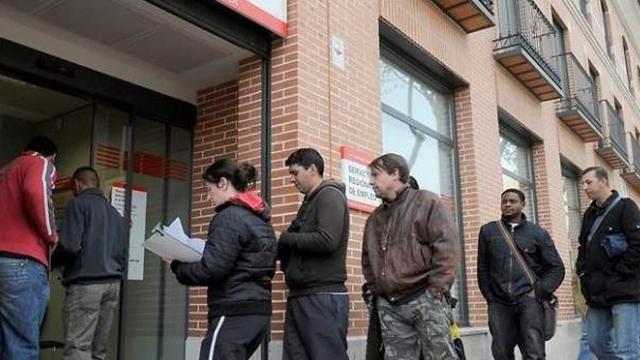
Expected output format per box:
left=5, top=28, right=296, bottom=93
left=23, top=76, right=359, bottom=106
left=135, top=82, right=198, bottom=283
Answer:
left=119, top=117, right=190, bottom=360
left=40, top=104, right=94, bottom=360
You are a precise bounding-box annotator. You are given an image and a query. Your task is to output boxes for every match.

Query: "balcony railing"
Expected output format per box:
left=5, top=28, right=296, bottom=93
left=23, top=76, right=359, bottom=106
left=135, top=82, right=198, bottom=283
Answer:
left=431, top=0, right=495, bottom=33
left=596, top=100, right=628, bottom=168
left=494, top=0, right=562, bottom=101
left=555, top=53, right=602, bottom=142
left=621, top=133, right=640, bottom=190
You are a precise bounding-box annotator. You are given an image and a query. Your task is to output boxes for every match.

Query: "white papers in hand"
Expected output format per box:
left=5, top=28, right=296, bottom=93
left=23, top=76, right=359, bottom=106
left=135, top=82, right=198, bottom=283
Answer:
left=144, top=217, right=205, bottom=262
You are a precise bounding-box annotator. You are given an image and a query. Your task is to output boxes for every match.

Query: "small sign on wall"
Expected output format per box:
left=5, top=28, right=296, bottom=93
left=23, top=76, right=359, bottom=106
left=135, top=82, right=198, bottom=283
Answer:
left=340, top=146, right=379, bottom=212
left=331, top=35, right=346, bottom=70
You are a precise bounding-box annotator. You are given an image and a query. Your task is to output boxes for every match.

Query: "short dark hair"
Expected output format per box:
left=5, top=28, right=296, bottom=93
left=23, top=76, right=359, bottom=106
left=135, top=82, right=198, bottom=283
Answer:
left=24, top=136, right=57, bottom=157
left=368, top=153, right=409, bottom=183
left=581, top=166, right=608, bottom=182
left=203, top=159, right=257, bottom=192
left=501, top=188, right=525, bottom=202
left=408, top=176, right=419, bottom=190
left=73, top=166, right=99, bottom=187
left=285, top=148, right=324, bottom=177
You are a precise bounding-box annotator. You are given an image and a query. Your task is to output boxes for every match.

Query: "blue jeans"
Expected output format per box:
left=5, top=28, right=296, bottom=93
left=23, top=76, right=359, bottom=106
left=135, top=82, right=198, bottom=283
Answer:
left=585, top=304, right=640, bottom=360
left=0, top=255, right=50, bottom=360
left=578, top=316, right=594, bottom=360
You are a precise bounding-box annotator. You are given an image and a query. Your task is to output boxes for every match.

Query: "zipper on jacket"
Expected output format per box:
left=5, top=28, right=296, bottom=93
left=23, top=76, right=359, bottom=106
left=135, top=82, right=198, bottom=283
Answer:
left=508, top=226, right=515, bottom=299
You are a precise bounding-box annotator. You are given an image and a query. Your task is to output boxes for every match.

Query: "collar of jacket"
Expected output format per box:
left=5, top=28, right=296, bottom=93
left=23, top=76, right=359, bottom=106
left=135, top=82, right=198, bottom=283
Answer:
left=304, top=179, right=346, bottom=202
left=500, top=213, right=528, bottom=229
left=590, top=190, right=619, bottom=215
left=78, top=187, right=105, bottom=198
left=382, top=185, right=411, bottom=208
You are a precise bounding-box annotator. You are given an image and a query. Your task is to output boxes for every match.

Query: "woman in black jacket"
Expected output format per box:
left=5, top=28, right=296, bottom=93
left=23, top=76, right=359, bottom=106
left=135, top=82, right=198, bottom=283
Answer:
left=170, top=159, right=277, bottom=360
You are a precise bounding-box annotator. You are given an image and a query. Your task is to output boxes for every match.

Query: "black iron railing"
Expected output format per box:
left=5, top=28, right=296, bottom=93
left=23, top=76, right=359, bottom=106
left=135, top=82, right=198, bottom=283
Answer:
left=478, top=0, right=494, bottom=14
left=601, top=100, right=627, bottom=159
left=494, top=0, right=561, bottom=86
left=555, top=53, right=601, bottom=131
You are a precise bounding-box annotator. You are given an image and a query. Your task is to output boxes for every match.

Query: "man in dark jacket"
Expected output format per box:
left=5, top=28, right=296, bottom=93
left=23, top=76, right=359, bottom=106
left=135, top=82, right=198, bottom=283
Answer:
left=278, top=148, right=350, bottom=360
left=577, top=167, right=640, bottom=359
left=477, top=188, right=565, bottom=360
left=0, top=136, right=58, bottom=360
left=362, top=153, right=459, bottom=360
left=52, top=166, right=127, bottom=360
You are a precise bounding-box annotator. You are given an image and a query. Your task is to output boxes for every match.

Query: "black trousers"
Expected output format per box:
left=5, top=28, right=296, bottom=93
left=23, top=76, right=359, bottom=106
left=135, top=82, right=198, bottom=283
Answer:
left=283, top=293, right=349, bottom=360
left=199, top=314, right=269, bottom=360
left=488, top=295, right=545, bottom=360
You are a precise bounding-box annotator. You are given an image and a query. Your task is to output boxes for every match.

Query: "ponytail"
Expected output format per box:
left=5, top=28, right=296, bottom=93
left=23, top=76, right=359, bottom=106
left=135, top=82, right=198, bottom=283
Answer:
left=203, top=159, right=257, bottom=192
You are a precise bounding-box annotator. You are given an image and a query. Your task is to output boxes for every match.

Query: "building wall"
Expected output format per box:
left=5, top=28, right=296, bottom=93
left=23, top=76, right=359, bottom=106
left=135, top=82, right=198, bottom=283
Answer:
left=189, top=0, right=640, bottom=351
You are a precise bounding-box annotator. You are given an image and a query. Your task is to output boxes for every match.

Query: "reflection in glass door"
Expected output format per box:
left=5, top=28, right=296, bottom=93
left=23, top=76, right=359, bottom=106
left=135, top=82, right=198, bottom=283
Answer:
left=120, top=117, right=189, bottom=360
left=0, top=72, right=191, bottom=360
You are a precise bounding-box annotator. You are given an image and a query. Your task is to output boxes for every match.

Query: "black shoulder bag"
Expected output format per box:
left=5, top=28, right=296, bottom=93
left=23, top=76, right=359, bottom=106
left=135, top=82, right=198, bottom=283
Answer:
left=497, top=220, right=558, bottom=341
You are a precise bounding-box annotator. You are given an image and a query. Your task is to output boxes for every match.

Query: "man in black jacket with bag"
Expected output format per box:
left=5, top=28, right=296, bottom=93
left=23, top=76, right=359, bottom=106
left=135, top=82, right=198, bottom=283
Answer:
left=477, top=188, right=565, bottom=360
left=577, top=167, right=640, bottom=359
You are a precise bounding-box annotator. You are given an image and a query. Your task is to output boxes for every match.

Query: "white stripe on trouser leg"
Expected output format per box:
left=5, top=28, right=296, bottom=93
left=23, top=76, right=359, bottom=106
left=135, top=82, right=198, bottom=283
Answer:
left=208, top=316, right=226, bottom=360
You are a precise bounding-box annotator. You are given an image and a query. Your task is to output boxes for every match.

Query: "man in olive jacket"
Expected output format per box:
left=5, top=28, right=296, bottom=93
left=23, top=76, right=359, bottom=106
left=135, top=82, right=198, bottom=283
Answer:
left=362, top=153, right=459, bottom=360
left=278, top=148, right=350, bottom=360
left=577, top=167, right=640, bottom=359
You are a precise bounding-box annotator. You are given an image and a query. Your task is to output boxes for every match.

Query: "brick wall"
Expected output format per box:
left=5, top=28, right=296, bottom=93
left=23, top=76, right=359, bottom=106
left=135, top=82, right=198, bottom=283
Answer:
left=186, top=0, right=640, bottom=339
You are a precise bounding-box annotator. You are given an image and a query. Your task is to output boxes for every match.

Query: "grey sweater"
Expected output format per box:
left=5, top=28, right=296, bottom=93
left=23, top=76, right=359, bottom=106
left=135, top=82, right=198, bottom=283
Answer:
left=53, top=188, right=127, bottom=285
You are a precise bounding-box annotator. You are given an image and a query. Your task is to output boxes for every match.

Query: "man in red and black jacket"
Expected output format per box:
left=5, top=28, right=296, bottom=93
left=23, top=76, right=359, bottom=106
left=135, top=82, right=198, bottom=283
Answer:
left=0, top=136, right=58, bottom=360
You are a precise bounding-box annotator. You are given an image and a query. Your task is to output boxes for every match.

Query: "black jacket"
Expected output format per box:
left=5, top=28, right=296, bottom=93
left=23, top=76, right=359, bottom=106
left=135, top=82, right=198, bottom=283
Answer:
left=278, top=180, right=349, bottom=297
left=53, top=188, right=127, bottom=285
left=477, top=215, right=565, bottom=304
left=577, top=190, right=640, bottom=307
left=171, top=192, right=277, bottom=317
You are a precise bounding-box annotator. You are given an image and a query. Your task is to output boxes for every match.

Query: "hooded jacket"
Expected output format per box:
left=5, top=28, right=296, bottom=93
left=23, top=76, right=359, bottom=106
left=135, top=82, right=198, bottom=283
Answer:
left=362, top=187, right=458, bottom=302
left=171, top=191, right=277, bottom=317
left=0, top=151, right=57, bottom=266
left=52, top=188, right=127, bottom=285
left=577, top=190, right=640, bottom=307
left=278, top=180, right=350, bottom=297
left=477, top=215, right=565, bottom=305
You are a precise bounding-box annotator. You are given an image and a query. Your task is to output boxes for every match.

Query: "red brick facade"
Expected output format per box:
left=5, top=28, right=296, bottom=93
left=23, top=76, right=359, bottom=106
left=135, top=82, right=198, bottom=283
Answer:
left=188, top=0, right=640, bottom=339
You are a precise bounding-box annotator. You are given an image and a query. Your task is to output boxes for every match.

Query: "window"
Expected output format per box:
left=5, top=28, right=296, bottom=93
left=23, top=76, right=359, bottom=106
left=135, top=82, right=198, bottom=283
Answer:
left=637, top=66, right=640, bottom=97
left=637, top=66, right=640, bottom=96
left=552, top=17, right=568, bottom=93
left=601, top=0, right=614, bottom=62
left=580, top=0, right=589, bottom=21
left=500, top=129, right=537, bottom=221
left=499, top=0, right=518, bottom=37
left=589, top=62, right=601, bottom=99
left=380, top=54, right=462, bottom=318
left=562, top=165, right=582, bottom=316
left=623, top=38, right=634, bottom=93
left=562, top=167, right=582, bottom=250
left=615, top=98, right=623, bottom=118
left=380, top=58, right=455, bottom=200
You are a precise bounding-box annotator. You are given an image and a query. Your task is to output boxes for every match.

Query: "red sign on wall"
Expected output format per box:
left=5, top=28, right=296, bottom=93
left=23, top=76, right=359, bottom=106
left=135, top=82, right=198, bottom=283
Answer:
left=215, top=0, right=287, bottom=37
left=340, top=146, right=379, bottom=213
